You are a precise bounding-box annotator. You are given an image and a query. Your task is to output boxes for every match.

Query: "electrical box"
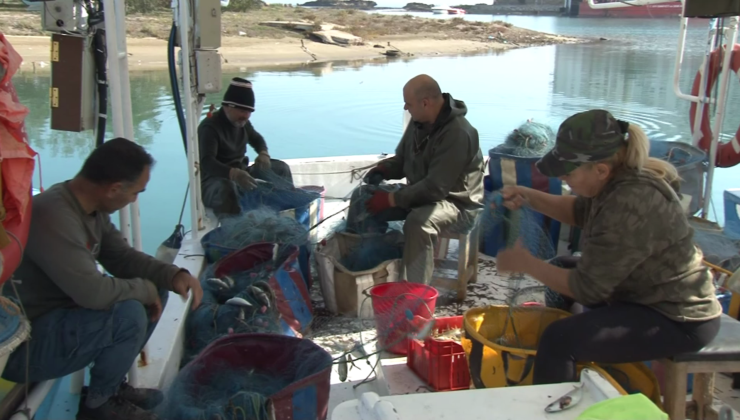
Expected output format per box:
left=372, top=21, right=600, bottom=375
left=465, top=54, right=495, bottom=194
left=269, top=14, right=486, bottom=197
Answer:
left=42, top=0, right=88, bottom=33
left=195, top=50, right=222, bottom=94
left=684, top=0, right=740, bottom=17
left=50, top=33, right=96, bottom=132
left=196, top=0, right=222, bottom=49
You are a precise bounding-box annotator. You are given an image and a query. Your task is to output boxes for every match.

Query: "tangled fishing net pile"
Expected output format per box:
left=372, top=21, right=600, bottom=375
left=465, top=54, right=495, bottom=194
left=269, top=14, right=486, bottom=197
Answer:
left=183, top=259, right=283, bottom=366
left=162, top=335, right=333, bottom=420
left=162, top=167, right=331, bottom=419
left=494, top=119, right=555, bottom=157
left=218, top=209, right=309, bottom=249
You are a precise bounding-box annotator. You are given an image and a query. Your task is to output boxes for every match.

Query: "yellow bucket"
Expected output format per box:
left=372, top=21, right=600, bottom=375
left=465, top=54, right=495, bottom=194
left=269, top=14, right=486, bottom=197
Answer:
left=461, top=305, right=571, bottom=388
left=461, top=305, right=664, bottom=412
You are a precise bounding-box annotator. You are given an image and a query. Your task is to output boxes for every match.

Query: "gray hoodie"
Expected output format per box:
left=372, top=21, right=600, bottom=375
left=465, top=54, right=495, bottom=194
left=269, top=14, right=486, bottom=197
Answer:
left=381, top=93, right=485, bottom=216
left=5, top=182, right=183, bottom=320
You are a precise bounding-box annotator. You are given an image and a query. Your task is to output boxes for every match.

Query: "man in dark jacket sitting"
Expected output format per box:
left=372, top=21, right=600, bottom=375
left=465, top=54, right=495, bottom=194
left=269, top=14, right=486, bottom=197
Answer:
left=358, top=74, right=485, bottom=285
left=198, top=77, right=294, bottom=216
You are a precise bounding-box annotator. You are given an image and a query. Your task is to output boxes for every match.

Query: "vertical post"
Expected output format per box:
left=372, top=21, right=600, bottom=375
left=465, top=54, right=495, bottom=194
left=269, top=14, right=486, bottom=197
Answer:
left=102, top=0, right=144, bottom=387
left=102, top=0, right=132, bottom=246
left=703, top=17, right=739, bottom=218
left=113, top=0, right=144, bottom=252
left=178, top=0, right=202, bottom=241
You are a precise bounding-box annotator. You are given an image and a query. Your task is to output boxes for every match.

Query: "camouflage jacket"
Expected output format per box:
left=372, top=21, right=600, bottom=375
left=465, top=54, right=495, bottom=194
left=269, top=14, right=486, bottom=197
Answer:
left=569, top=170, right=722, bottom=322
left=381, top=94, right=485, bottom=215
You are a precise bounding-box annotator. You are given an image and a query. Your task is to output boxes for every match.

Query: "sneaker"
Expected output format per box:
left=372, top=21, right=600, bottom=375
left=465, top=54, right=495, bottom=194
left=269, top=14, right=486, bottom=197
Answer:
left=81, top=382, right=164, bottom=411
left=118, top=381, right=165, bottom=410
left=77, top=394, right=159, bottom=420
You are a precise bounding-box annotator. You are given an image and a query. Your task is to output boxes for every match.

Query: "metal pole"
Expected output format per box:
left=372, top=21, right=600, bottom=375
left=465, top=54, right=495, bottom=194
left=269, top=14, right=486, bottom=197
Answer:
left=703, top=17, right=739, bottom=218
left=178, top=0, right=201, bottom=241
left=113, top=0, right=144, bottom=252
left=102, top=0, right=133, bottom=246
left=193, top=98, right=205, bottom=231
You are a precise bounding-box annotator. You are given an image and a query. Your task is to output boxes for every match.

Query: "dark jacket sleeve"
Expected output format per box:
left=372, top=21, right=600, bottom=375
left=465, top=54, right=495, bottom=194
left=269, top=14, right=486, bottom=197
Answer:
left=24, top=205, right=158, bottom=310
left=246, top=122, right=268, bottom=154
left=97, top=213, right=184, bottom=292
left=393, top=124, right=473, bottom=209
left=381, top=128, right=410, bottom=180
left=198, top=125, right=232, bottom=179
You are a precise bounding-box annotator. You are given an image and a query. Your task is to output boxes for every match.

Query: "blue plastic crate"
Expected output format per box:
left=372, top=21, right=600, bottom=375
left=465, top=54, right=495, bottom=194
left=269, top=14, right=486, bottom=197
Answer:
left=724, top=189, right=740, bottom=240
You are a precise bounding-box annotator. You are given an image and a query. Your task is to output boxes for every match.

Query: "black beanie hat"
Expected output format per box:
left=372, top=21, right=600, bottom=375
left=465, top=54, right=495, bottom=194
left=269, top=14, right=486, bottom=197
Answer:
left=222, top=77, right=255, bottom=111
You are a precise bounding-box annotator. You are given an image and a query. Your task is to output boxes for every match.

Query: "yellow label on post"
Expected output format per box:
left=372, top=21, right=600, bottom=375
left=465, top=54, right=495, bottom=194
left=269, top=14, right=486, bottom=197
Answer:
left=51, top=88, right=59, bottom=108
left=51, top=41, right=59, bottom=62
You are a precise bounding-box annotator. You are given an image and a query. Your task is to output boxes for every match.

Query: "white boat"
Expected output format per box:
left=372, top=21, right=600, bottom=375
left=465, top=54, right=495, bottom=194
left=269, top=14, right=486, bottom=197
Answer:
left=431, top=5, right=467, bottom=15
left=3, top=0, right=740, bottom=419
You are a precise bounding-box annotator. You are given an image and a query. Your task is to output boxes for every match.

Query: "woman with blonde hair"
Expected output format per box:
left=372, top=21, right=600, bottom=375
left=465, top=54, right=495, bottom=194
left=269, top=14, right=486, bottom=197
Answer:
left=496, top=109, right=722, bottom=385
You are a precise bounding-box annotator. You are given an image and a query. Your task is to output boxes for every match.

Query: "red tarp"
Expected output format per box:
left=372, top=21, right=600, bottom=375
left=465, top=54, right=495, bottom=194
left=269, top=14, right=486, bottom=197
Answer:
left=0, top=32, right=37, bottom=285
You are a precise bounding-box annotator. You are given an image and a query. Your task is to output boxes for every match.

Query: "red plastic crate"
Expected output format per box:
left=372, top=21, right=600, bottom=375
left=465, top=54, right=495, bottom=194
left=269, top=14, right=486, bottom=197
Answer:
left=407, top=316, right=471, bottom=391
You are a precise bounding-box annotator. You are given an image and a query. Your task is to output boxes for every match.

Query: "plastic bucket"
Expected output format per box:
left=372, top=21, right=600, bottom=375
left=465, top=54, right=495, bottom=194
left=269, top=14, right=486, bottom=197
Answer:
left=369, top=282, right=439, bottom=355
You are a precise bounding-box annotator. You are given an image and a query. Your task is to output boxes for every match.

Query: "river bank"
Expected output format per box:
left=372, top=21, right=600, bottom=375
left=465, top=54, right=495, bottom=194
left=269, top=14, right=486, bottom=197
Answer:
left=2, top=7, right=585, bottom=72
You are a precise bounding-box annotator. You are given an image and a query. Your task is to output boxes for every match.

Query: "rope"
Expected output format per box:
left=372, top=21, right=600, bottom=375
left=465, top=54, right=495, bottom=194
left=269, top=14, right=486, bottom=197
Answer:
left=705, top=260, right=734, bottom=276
left=0, top=296, right=20, bottom=316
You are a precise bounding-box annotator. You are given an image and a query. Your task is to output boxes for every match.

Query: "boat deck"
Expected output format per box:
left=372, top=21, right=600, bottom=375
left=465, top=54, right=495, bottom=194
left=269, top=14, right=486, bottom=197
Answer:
left=311, top=198, right=740, bottom=418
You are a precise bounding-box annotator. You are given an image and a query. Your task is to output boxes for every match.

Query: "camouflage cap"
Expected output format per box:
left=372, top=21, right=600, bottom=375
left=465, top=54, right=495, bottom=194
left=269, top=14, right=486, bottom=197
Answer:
left=536, top=110, right=629, bottom=178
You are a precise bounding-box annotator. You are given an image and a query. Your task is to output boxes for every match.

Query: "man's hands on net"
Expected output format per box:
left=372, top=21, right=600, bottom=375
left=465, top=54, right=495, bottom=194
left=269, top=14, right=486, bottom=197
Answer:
left=230, top=168, right=258, bottom=190
left=172, top=271, right=204, bottom=310
left=255, top=152, right=271, bottom=171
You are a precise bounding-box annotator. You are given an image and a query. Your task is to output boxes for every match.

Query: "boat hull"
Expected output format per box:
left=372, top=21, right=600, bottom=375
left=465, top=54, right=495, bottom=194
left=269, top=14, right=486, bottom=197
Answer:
left=577, top=1, right=682, bottom=17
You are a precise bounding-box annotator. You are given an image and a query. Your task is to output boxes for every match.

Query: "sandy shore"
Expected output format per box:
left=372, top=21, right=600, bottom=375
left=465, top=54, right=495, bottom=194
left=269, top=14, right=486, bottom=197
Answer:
left=7, top=34, right=580, bottom=73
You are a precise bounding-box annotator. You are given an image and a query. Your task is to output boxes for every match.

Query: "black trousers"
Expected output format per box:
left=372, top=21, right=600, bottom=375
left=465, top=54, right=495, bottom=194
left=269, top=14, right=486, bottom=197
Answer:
left=201, top=159, right=293, bottom=216
left=534, top=257, right=721, bottom=385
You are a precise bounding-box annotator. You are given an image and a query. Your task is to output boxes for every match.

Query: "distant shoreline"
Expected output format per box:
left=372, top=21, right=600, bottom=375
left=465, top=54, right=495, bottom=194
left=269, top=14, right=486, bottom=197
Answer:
left=3, top=6, right=586, bottom=74
left=8, top=34, right=585, bottom=74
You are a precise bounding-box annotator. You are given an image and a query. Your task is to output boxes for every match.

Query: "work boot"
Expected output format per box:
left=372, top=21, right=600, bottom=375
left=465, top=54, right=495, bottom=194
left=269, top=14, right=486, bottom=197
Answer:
left=76, top=394, right=159, bottom=420
left=117, top=381, right=165, bottom=410
left=81, top=382, right=164, bottom=410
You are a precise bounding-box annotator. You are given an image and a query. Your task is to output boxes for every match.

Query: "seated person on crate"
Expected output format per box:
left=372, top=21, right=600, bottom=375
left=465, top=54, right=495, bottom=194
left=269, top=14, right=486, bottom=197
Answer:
left=1, top=138, right=204, bottom=420
left=198, top=77, right=294, bottom=216
left=493, top=109, right=722, bottom=385
left=356, top=74, right=485, bottom=285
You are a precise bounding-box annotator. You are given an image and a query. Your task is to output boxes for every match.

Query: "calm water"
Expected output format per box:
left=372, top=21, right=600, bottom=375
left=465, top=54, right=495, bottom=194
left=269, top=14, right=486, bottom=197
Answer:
left=13, top=15, right=740, bottom=254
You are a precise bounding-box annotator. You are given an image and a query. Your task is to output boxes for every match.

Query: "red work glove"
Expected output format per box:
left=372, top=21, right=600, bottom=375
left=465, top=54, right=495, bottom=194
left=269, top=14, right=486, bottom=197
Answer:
left=365, top=190, right=392, bottom=214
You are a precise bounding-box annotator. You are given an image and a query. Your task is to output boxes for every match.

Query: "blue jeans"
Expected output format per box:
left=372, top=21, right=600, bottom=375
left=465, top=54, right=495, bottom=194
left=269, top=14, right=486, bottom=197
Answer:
left=2, top=288, right=169, bottom=402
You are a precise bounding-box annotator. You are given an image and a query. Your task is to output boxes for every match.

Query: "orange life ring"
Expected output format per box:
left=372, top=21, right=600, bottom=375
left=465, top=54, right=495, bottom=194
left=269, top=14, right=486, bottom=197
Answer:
left=689, top=44, right=740, bottom=168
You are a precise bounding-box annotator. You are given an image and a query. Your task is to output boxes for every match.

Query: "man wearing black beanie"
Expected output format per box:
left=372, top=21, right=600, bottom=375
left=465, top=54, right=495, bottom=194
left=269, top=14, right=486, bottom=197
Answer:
left=198, top=77, right=294, bottom=215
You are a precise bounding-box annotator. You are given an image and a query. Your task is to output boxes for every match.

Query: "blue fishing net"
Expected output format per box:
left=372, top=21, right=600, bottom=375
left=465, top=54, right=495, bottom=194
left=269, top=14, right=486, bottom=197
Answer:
left=345, top=184, right=402, bottom=235
left=497, top=119, right=555, bottom=157
left=239, top=168, right=320, bottom=214
left=217, top=209, right=309, bottom=249
left=161, top=335, right=333, bottom=420
left=200, top=208, right=309, bottom=264
left=338, top=231, right=405, bottom=272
